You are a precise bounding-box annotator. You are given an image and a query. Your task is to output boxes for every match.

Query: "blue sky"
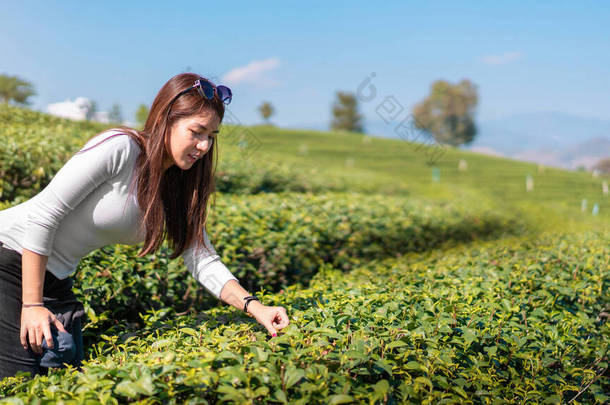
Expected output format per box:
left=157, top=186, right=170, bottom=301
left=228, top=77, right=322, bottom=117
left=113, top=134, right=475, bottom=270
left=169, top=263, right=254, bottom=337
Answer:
left=1, top=1, right=609, bottom=130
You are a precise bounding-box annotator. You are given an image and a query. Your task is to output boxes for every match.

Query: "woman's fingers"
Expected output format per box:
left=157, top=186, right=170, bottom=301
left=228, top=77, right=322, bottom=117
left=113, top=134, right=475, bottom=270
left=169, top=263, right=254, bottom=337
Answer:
left=21, top=307, right=64, bottom=354
left=43, top=321, right=54, bottom=349
left=272, top=312, right=287, bottom=328
left=28, top=327, right=39, bottom=354
left=35, top=326, right=44, bottom=354
left=20, top=324, right=28, bottom=350
left=255, top=306, right=290, bottom=337
left=53, top=317, right=67, bottom=333
left=267, top=307, right=290, bottom=335
left=274, top=307, right=289, bottom=329
left=28, top=327, right=36, bottom=352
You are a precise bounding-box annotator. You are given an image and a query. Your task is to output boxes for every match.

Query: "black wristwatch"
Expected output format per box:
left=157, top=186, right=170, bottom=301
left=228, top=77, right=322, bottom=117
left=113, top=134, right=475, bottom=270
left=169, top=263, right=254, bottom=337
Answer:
left=243, top=295, right=260, bottom=313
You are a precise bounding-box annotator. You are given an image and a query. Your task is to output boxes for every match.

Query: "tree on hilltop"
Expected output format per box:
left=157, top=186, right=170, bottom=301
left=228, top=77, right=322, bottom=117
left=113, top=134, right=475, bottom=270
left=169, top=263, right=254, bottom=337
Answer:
left=330, top=91, right=364, bottom=133
left=412, top=79, right=478, bottom=147
left=258, top=101, right=274, bottom=125
left=0, top=74, right=36, bottom=105
left=85, top=100, right=98, bottom=121
left=109, top=103, right=123, bottom=124
left=135, top=104, right=149, bottom=128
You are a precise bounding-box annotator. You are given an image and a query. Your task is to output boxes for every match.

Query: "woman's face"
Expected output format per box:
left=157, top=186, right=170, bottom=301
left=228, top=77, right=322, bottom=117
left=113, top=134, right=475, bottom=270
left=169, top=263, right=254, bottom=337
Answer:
left=163, top=110, right=220, bottom=171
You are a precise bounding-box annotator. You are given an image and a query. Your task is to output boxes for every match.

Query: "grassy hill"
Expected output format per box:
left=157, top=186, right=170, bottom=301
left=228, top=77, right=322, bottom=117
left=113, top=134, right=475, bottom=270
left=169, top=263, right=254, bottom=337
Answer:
left=241, top=125, right=609, bottom=221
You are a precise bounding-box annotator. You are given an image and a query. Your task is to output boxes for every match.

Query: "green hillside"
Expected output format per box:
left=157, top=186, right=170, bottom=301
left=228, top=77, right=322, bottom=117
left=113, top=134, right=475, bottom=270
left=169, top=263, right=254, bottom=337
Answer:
left=241, top=125, right=609, bottom=221
left=1, top=105, right=608, bottom=403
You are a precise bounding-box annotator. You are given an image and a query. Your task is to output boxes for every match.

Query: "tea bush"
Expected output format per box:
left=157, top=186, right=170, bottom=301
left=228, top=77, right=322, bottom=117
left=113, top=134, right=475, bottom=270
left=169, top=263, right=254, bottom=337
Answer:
left=1, top=230, right=607, bottom=403
left=0, top=104, right=101, bottom=201
left=68, top=191, right=523, bottom=348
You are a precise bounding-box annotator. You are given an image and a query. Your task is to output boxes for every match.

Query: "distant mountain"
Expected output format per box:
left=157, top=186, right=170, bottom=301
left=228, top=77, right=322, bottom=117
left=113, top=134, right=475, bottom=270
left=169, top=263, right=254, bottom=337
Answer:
left=469, top=112, right=610, bottom=154
left=466, top=112, right=610, bottom=169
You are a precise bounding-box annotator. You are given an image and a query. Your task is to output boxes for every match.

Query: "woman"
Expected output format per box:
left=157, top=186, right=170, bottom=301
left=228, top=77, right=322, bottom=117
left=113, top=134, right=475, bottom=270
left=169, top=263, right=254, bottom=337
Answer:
left=0, top=73, right=289, bottom=379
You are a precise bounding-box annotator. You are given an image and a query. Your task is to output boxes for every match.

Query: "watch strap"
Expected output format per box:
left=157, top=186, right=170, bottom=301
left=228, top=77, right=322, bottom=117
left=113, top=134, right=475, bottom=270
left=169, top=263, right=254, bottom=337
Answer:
left=243, top=295, right=259, bottom=313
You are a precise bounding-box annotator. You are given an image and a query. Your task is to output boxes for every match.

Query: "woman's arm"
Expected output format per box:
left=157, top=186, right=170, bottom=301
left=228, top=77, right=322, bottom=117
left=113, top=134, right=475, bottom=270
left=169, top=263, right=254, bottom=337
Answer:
left=219, top=279, right=264, bottom=313
left=182, top=232, right=290, bottom=336
left=21, top=248, right=48, bottom=304
left=219, top=279, right=289, bottom=337
left=20, top=248, right=66, bottom=354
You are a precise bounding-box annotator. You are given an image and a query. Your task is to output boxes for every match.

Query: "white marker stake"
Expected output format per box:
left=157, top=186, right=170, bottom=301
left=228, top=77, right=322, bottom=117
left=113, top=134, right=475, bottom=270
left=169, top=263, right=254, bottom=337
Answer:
left=526, top=174, right=534, bottom=192
left=603, top=181, right=608, bottom=196
left=592, top=203, right=599, bottom=216
left=432, top=167, right=440, bottom=182
left=581, top=199, right=587, bottom=212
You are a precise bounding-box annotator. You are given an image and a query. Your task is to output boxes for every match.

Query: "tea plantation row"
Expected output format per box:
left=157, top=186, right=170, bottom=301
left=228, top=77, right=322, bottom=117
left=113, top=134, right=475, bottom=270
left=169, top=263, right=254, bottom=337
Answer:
left=56, top=191, right=522, bottom=348
left=1, top=229, right=607, bottom=404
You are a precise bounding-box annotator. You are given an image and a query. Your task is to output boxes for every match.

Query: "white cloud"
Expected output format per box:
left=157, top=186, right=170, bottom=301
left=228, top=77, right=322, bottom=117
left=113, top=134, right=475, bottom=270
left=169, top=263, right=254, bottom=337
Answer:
left=481, top=51, right=523, bottom=66
left=221, top=57, right=281, bottom=87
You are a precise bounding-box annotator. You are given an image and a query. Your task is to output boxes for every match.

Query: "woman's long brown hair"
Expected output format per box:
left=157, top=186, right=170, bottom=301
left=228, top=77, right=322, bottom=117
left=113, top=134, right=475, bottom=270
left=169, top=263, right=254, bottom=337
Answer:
left=84, top=73, right=225, bottom=259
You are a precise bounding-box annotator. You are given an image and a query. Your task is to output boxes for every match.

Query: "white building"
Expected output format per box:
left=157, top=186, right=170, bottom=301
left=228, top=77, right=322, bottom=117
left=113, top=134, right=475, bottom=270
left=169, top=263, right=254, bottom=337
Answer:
left=46, top=97, right=110, bottom=123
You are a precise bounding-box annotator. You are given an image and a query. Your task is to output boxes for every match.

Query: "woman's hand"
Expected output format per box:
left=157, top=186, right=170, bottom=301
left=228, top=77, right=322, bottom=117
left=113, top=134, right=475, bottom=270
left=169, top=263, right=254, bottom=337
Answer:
left=20, top=306, right=67, bottom=354
left=248, top=302, right=289, bottom=337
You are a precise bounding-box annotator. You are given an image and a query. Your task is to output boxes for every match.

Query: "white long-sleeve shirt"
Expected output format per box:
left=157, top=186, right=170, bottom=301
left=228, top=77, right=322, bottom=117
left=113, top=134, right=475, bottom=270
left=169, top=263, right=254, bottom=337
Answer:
left=0, top=129, right=238, bottom=300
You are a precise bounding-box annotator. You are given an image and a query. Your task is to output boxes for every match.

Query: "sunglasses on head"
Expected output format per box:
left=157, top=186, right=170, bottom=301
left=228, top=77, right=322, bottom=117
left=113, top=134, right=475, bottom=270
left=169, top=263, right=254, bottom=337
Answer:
left=193, top=77, right=232, bottom=105
left=168, top=77, right=232, bottom=111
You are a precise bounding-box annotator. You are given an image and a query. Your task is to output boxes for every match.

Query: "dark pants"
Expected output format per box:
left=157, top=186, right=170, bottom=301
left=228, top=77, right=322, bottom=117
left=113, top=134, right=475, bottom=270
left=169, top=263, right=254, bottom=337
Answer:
left=0, top=242, right=85, bottom=379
